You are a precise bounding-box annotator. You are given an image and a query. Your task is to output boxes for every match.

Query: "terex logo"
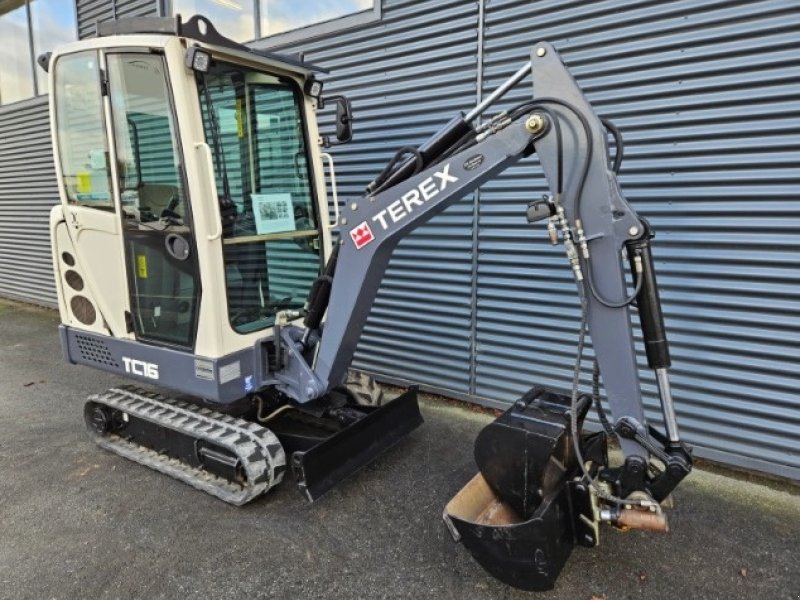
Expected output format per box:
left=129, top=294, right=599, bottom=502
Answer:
left=372, top=164, right=459, bottom=231
left=122, top=357, right=160, bottom=380
left=349, top=221, right=375, bottom=249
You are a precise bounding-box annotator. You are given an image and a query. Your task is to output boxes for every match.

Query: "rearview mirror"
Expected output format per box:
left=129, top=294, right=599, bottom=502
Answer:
left=321, top=95, right=353, bottom=146
left=334, top=97, right=353, bottom=143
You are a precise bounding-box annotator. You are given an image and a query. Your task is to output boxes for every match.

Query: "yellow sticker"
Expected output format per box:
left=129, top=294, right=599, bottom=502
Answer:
left=76, top=172, right=92, bottom=194
left=136, top=254, right=148, bottom=279
left=236, top=98, right=244, bottom=138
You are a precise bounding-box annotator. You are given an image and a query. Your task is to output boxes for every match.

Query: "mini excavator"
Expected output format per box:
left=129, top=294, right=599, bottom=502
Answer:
left=40, top=15, right=692, bottom=590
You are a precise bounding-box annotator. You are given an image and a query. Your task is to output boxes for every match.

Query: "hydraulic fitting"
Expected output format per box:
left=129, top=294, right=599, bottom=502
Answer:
left=553, top=205, right=583, bottom=281
left=564, top=238, right=583, bottom=282
left=547, top=219, right=559, bottom=244
left=575, top=219, right=590, bottom=259
left=476, top=112, right=512, bottom=142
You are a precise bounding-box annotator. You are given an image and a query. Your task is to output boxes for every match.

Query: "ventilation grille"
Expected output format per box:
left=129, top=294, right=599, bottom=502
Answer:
left=75, top=335, right=119, bottom=368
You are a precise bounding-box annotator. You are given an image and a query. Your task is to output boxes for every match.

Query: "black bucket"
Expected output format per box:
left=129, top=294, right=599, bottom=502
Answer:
left=443, top=472, right=575, bottom=591
left=444, top=387, right=593, bottom=591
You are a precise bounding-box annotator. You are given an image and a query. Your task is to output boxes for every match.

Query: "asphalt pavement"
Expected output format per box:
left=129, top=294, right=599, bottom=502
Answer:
left=1, top=299, right=798, bottom=599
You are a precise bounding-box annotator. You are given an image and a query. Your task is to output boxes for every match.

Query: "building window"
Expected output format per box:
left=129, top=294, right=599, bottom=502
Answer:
left=259, top=0, right=373, bottom=37
left=169, top=0, right=377, bottom=43
left=30, top=0, right=79, bottom=94
left=171, top=0, right=257, bottom=43
left=0, top=0, right=77, bottom=107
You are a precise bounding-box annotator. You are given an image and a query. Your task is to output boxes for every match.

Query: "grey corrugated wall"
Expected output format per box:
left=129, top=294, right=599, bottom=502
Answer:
left=0, top=97, right=60, bottom=305
left=271, top=0, right=800, bottom=480
left=77, top=0, right=158, bottom=39
left=0, top=0, right=160, bottom=307
left=476, top=0, right=800, bottom=480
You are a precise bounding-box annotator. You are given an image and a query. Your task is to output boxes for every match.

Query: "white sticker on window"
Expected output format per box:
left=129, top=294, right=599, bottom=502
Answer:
left=252, top=193, right=296, bottom=234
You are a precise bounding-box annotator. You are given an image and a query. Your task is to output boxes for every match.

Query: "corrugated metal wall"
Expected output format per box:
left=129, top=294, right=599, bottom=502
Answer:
left=77, top=0, right=157, bottom=39
left=476, top=0, right=800, bottom=479
left=0, top=98, right=60, bottom=305
left=274, top=0, right=799, bottom=480
left=276, top=0, right=483, bottom=395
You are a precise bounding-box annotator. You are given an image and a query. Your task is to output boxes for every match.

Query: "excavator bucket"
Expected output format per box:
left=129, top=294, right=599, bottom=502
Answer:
left=444, top=387, right=598, bottom=591
left=270, top=389, right=424, bottom=501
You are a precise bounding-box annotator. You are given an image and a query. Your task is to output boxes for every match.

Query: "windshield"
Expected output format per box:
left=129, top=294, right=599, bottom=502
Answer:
left=198, top=62, right=322, bottom=333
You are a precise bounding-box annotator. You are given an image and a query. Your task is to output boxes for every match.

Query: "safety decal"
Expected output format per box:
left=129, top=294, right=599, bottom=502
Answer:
left=136, top=254, right=148, bottom=279
left=350, top=221, right=375, bottom=249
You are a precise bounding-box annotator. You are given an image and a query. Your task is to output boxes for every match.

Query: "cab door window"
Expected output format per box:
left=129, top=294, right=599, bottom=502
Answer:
left=54, top=51, right=113, bottom=208
left=107, top=53, right=200, bottom=348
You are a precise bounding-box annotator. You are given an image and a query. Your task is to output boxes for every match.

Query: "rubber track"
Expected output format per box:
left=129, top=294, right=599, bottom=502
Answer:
left=85, top=385, right=286, bottom=506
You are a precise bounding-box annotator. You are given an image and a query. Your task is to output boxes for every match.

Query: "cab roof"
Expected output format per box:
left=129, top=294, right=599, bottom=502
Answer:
left=97, top=14, right=328, bottom=75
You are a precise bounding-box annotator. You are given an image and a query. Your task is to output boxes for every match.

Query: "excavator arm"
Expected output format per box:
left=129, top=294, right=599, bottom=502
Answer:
left=271, top=42, right=692, bottom=590
left=278, top=41, right=687, bottom=470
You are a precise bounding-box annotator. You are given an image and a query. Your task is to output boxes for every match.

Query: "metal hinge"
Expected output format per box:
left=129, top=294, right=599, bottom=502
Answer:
left=100, top=69, right=109, bottom=96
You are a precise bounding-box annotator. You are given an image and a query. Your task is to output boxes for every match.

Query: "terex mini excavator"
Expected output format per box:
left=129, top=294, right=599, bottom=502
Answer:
left=40, top=15, right=692, bottom=590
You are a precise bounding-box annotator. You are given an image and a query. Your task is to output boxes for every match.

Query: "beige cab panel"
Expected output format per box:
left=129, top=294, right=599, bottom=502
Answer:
left=52, top=210, right=127, bottom=336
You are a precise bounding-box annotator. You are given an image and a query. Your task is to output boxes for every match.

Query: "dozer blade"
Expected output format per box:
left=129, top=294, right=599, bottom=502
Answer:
left=444, top=387, right=594, bottom=591
left=278, top=389, right=423, bottom=501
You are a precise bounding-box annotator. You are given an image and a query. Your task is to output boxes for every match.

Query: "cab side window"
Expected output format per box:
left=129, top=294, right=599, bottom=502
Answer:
left=54, top=51, right=113, bottom=208
left=109, top=54, right=187, bottom=224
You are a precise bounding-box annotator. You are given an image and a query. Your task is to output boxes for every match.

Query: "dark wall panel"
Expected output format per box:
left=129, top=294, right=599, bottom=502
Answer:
left=0, top=98, right=59, bottom=306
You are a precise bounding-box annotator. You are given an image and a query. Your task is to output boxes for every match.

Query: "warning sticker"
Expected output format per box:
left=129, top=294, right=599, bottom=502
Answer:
left=136, top=254, right=148, bottom=279
left=349, top=221, right=375, bottom=250
left=194, top=359, right=214, bottom=381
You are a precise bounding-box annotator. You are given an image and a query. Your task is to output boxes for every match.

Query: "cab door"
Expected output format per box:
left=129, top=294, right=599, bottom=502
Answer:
left=53, top=50, right=128, bottom=336
left=105, top=52, right=201, bottom=349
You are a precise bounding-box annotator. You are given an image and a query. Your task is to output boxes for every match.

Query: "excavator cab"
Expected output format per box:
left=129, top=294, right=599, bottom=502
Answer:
left=48, top=16, right=333, bottom=352
left=43, top=15, right=422, bottom=505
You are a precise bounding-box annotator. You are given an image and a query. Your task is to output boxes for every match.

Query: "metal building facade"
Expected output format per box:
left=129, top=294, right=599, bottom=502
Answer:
left=474, top=0, right=800, bottom=481
left=0, top=0, right=796, bottom=480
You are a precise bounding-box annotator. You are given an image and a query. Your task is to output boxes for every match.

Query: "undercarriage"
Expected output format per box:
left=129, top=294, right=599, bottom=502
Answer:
left=85, top=381, right=423, bottom=505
